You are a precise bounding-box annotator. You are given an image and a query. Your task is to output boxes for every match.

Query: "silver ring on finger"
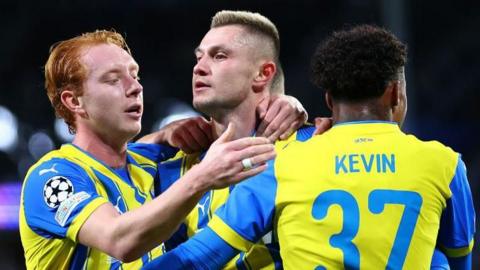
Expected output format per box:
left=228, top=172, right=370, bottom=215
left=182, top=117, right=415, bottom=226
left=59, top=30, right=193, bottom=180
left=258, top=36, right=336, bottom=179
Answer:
left=241, top=158, right=253, bottom=171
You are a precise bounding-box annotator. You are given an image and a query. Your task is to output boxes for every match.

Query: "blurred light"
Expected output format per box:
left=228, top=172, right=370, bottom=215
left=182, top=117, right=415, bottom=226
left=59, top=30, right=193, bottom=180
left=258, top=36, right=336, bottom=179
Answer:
left=54, top=118, right=74, bottom=142
left=0, top=182, right=22, bottom=230
left=28, top=131, right=54, bottom=160
left=152, top=101, right=200, bottom=131
left=0, top=105, right=18, bottom=152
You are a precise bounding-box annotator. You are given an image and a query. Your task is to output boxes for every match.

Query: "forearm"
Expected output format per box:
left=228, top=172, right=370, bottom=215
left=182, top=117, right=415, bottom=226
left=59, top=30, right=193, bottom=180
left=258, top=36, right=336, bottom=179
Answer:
left=142, top=227, right=238, bottom=270
left=80, top=165, right=211, bottom=262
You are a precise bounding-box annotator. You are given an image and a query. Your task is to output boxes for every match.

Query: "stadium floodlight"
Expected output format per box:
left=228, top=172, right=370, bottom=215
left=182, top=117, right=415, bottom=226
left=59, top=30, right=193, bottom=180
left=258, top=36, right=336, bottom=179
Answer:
left=0, top=105, right=18, bottom=153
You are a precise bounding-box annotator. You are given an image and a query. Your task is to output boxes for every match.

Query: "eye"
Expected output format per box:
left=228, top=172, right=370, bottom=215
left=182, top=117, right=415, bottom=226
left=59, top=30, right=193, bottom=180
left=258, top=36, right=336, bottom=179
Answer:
left=213, top=52, right=227, bottom=61
left=132, top=74, right=140, bottom=81
left=195, top=55, right=202, bottom=62
left=107, top=78, right=120, bottom=85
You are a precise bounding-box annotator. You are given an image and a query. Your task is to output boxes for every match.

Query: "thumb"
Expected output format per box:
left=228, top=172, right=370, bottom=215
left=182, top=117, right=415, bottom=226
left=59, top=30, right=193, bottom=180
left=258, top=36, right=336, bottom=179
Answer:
left=215, top=122, right=235, bottom=144
left=256, top=97, right=269, bottom=119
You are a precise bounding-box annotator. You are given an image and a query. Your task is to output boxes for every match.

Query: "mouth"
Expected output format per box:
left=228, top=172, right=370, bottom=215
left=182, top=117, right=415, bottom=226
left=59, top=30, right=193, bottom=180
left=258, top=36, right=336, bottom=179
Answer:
left=194, top=81, right=211, bottom=91
left=125, top=104, right=142, bottom=118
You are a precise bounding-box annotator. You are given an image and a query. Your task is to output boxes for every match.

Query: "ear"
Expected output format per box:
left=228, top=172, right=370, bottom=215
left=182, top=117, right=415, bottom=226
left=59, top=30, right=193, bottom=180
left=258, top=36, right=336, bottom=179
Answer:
left=325, top=91, right=333, bottom=111
left=389, top=81, right=400, bottom=107
left=252, top=61, right=276, bottom=93
left=60, top=90, right=87, bottom=117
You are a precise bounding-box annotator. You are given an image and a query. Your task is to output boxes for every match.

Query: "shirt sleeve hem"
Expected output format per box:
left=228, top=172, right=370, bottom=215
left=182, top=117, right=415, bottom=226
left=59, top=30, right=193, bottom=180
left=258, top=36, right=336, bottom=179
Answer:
left=66, top=197, right=110, bottom=241
left=208, top=215, right=254, bottom=252
left=439, top=239, right=474, bottom=258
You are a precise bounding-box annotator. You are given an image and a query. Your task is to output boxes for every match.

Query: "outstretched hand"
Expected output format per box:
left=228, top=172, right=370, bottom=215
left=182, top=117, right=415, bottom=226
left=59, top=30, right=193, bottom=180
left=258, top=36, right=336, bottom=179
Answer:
left=195, top=123, right=276, bottom=190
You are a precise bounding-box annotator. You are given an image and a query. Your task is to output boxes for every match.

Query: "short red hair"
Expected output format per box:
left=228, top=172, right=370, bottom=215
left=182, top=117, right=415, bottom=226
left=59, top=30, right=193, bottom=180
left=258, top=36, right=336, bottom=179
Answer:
left=44, top=30, right=131, bottom=133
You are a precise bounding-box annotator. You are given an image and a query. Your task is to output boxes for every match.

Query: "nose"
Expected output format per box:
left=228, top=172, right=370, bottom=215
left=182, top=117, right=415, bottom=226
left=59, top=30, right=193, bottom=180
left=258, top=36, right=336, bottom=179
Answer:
left=125, top=76, right=143, bottom=97
left=193, top=57, right=209, bottom=76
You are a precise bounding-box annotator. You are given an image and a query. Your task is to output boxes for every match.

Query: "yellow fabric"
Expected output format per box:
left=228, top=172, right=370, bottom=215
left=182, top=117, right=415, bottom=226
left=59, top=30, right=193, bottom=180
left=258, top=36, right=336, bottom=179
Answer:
left=20, top=144, right=163, bottom=269
left=274, top=123, right=458, bottom=269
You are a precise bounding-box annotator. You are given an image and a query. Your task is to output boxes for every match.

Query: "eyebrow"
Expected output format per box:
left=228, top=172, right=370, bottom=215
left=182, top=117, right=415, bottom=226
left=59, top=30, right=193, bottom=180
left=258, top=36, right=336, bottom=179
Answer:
left=98, top=63, right=139, bottom=78
left=194, top=45, right=230, bottom=55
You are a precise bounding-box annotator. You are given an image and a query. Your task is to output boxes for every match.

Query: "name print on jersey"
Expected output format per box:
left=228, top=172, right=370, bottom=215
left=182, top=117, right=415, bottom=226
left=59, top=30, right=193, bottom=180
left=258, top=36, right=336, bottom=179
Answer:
left=335, top=153, right=395, bottom=174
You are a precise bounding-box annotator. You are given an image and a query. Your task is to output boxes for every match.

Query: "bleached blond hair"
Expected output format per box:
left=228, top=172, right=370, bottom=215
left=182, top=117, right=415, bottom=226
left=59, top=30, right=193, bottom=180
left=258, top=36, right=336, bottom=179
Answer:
left=211, top=10, right=284, bottom=93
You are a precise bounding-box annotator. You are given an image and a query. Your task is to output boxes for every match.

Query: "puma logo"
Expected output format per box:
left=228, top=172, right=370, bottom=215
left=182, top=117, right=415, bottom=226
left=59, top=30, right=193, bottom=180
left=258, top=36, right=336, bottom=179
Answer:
left=39, top=164, right=58, bottom=176
left=196, top=196, right=210, bottom=216
left=114, top=196, right=123, bottom=214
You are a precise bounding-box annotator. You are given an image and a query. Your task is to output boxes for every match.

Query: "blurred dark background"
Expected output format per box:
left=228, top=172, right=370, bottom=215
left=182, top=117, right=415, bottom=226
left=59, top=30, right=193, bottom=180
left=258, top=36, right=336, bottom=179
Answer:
left=0, top=0, right=478, bottom=269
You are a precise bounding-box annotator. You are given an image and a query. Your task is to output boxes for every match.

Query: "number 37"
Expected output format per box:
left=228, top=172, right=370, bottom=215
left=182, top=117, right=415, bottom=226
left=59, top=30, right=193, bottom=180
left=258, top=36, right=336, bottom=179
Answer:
left=312, top=189, right=422, bottom=270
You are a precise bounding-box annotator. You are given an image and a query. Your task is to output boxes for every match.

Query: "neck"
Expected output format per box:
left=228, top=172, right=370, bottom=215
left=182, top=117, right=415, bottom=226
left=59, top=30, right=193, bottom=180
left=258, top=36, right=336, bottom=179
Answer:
left=210, top=100, right=259, bottom=140
left=332, top=100, right=392, bottom=125
left=72, top=126, right=129, bottom=168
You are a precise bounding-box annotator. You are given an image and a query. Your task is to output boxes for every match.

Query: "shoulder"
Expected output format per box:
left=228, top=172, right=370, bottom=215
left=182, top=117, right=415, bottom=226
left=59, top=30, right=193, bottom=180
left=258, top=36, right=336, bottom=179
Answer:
left=274, top=124, right=315, bottom=150
left=23, top=154, right=94, bottom=208
left=403, top=134, right=459, bottom=164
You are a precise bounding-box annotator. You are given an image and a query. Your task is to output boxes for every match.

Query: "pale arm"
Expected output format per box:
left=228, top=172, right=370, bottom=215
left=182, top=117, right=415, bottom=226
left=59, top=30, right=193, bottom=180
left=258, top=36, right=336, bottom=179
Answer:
left=78, top=123, right=275, bottom=262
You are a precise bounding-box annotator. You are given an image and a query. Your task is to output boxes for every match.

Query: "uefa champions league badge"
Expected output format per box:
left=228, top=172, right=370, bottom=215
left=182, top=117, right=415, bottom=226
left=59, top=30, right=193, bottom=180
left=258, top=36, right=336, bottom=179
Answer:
left=43, top=176, right=74, bottom=208
left=54, top=191, right=91, bottom=227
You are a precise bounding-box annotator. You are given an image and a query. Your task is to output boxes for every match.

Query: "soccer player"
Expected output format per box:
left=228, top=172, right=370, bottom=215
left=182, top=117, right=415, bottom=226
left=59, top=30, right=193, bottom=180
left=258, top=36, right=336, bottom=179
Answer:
left=140, top=10, right=316, bottom=269
left=19, top=30, right=277, bottom=269
left=142, top=25, right=475, bottom=269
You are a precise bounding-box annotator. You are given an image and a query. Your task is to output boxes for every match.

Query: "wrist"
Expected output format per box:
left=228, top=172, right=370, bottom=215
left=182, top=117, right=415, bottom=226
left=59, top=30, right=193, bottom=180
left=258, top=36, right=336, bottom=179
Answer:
left=181, top=164, right=212, bottom=196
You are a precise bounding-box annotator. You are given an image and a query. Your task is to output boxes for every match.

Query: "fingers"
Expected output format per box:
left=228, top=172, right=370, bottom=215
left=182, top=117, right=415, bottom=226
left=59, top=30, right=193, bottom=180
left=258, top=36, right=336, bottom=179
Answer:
left=169, top=117, right=213, bottom=153
left=184, top=119, right=212, bottom=149
left=230, top=163, right=268, bottom=184
left=225, top=136, right=271, bottom=151
left=266, top=110, right=301, bottom=142
left=313, top=117, right=333, bottom=135
left=214, top=122, right=235, bottom=145
left=171, top=129, right=197, bottom=154
left=199, top=135, right=275, bottom=189
left=256, top=98, right=282, bottom=137
left=195, top=117, right=214, bottom=142
left=278, top=117, right=304, bottom=140
left=256, top=96, right=270, bottom=120
left=236, top=144, right=276, bottom=162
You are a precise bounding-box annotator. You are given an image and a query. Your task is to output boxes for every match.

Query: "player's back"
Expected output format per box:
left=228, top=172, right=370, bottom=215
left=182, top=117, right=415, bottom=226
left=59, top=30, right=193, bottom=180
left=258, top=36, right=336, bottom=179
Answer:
left=274, top=121, right=461, bottom=269
left=160, top=125, right=316, bottom=270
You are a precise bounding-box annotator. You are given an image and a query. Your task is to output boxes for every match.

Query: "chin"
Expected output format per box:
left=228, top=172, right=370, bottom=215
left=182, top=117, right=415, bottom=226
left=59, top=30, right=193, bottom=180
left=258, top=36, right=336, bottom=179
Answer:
left=193, top=100, right=211, bottom=114
left=126, top=124, right=142, bottom=138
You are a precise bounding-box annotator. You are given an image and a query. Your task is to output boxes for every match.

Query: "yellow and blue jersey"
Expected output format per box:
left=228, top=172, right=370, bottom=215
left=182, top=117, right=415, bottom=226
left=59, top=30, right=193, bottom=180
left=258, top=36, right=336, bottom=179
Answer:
left=19, top=143, right=176, bottom=270
left=206, top=121, right=475, bottom=269
left=158, top=125, right=315, bottom=270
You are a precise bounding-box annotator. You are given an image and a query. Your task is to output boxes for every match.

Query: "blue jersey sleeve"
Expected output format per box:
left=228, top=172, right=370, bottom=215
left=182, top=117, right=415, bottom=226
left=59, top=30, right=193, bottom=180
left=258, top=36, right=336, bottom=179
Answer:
left=158, top=157, right=183, bottom=194
left=127, top=142, right=178, bottom=163
left=142, top=227, right=237, bottom=270
left=430, top=248, right=450, bottom=270
left=437, top=157, right=475, bottom=262
left=296, top=125, right=315, bottom=142
left=208, top=159, right=277, bottom=251
left=22, top=158, right=107, bottom=240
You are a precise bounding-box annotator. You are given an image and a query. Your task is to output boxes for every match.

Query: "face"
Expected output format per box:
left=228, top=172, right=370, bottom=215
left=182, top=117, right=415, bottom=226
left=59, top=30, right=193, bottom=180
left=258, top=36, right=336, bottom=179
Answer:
left=78, top=43, right=143, bottom=141
left=192, top=25, right=260, bottom=115
left=392, top=70, right=407, bottom=126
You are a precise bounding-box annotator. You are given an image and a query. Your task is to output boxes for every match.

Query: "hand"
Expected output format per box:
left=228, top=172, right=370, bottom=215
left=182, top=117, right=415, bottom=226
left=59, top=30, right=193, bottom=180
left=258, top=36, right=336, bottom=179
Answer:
left=194, top=123, right=276, bottom=189
left=256, top=94, right=308, bottom=142
left=137, top=117, right=213, bottom=154
left=313, top=117, right=333, bottom=135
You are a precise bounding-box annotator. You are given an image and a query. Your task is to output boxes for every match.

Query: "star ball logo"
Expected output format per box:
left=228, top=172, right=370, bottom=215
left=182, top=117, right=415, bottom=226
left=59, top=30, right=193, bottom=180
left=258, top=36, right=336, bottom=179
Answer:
left=43, top=176, right=74, bottom=208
